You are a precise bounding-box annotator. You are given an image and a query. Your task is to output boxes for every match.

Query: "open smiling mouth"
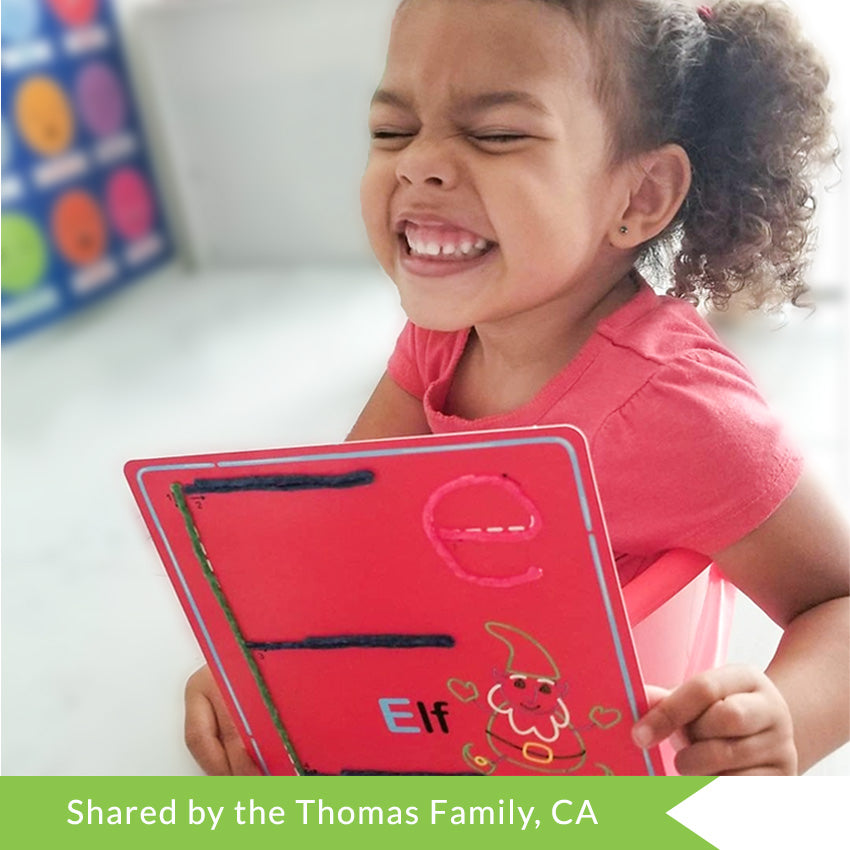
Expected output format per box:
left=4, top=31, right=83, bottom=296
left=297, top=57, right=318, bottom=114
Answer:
left=400, top=222, right=497, bottom=262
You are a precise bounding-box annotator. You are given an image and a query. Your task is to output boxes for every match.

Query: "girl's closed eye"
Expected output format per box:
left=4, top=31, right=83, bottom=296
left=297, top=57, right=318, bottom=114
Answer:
left=465, top=128, right=539, bottom=151
left=472, top=131, right=528, bottom=144
left=370, top=127, right=415, bottom=137
left=369, top=127, right=416, bottom=142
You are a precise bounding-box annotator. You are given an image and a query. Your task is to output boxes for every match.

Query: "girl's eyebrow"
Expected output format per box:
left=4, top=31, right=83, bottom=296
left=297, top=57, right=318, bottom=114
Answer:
left=455, top=91, right=552, bottom=116
left=370, top=88, right=411, bottom=109
left=369, top=88, right=551, bottom=116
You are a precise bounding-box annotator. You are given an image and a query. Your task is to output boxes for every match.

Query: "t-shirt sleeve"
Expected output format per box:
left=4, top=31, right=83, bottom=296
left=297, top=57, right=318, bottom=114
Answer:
left=591, top=349, right=803, bottom=559
left=387, top=320, right=427, bottom=399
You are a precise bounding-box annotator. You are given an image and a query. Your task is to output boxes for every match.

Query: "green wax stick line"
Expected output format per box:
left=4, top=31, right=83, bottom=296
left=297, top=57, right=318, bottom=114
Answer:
left=169, top=482, right=306, bottom=775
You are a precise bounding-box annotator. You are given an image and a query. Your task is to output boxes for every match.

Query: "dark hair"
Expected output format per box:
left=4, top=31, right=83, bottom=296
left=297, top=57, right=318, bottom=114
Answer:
left=545, top=0, right=836, bottom=310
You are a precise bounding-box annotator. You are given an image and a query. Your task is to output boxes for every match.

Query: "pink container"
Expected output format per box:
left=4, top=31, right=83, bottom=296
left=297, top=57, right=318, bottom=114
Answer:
left=623, top=549, right=736, bottom=774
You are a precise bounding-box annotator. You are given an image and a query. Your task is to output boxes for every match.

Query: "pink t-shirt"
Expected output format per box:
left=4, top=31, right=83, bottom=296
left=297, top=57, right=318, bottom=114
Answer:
left=387, top=280, right=803, bottom=585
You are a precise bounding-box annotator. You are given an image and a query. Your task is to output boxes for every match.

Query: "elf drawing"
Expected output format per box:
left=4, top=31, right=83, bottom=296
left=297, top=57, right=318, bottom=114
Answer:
left=448, top=621, right=619, bottom=775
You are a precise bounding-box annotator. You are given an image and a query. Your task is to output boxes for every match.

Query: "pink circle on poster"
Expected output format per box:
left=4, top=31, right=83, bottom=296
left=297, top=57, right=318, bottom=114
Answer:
left=47, top=0, right=98, bottom=27
left=106, top=167, right=154, bottom=240
left=75, top=62, right=126, bottom=137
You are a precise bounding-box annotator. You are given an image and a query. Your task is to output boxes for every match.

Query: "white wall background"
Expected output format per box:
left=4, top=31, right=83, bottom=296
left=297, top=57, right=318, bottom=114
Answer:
left=117, top=0, right=398, bottom=266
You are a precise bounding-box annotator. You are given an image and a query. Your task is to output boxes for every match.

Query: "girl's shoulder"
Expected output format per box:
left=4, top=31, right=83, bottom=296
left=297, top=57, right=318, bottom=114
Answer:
left=595, top=283, right=772, bottom=432
left=597, top=279, right=737, bottom=371
left=588, top=286, right=803, bottom=558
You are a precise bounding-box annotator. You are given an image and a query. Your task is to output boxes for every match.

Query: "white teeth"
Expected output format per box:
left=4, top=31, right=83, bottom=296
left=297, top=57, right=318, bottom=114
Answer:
left=405, top=231, right=491, bottom=259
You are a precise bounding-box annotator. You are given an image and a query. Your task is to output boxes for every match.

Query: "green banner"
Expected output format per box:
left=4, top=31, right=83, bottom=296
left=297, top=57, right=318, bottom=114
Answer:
left=0, top=776, right=715, bottom=848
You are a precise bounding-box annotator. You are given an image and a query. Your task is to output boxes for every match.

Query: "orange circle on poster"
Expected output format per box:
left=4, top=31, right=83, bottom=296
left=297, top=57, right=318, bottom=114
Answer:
left=15, top=75, right=74, bottom=157
left=51, top=190, right=107, bottom=266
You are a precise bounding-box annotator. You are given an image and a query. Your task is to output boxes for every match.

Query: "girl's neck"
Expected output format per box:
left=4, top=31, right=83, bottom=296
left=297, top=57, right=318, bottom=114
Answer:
left=445, top=269, right=639, bottom=420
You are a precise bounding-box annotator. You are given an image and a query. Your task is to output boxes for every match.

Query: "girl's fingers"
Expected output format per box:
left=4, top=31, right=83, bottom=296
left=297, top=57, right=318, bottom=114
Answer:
left=184, top=665, right=261, bottom=776
left=674, top=728, right=793, bottom=776
left=685, top=691, right=773, bottom=741
left=184, top=684, right=231, bottom=776
left=718, top=765, right=789, bottom=777
left=215, top=701, right=261, bottom=776
left=636, top=667, right=797, bottom=775
left=633, top=666, right=760, bottom=748
left=643, top=684, right=672, bottom=709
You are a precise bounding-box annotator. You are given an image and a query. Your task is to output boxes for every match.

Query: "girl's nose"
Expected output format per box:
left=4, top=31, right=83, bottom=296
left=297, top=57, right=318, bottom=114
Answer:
left=395, top=138, right=458, bottom=189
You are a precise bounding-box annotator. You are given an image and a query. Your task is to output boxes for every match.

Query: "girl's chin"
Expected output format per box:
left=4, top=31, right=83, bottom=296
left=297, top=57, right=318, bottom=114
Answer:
left=397, top=303, right=473, bottom=333
left=392, top=265, right=500, bottom=331
left=391, top=277, right=465, bottom=330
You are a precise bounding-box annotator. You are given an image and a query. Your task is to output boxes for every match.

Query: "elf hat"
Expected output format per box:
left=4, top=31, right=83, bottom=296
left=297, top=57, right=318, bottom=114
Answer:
left=485, top=621, right=560, bottom=680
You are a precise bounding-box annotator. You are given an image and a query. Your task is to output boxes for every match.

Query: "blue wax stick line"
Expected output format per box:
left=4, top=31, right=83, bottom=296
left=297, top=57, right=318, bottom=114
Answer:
left=183, top=470, right=375, bottom=495
left=246, top=634, right=456, bottom=651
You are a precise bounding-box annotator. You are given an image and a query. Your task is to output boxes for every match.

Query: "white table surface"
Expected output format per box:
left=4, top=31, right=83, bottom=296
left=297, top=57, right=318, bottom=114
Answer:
left=1, top=262, right=404, bottom=775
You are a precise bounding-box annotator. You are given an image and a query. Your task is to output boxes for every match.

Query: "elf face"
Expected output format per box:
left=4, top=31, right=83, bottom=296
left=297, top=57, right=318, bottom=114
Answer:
left=491, top=670, right=567, bottom=716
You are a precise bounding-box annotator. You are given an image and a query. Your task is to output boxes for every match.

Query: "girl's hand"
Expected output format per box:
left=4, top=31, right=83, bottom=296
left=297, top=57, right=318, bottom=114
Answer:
left=184, top=665, right=261, bottom=776
left=632, top=665, right=798, bottom=775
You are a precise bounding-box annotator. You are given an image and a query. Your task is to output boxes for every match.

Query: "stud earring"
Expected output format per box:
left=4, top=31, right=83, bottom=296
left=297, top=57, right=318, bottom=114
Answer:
left=619, top=225, right=629, bottom=234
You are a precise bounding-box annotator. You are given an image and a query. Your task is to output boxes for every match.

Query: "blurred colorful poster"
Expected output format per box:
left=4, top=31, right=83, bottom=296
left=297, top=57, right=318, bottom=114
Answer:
left=1, top=0, right=172, bottom=342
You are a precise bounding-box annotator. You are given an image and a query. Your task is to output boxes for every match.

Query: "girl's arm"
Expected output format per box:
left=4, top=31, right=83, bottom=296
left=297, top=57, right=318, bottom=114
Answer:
left=346, top=371, right=431, bottom=441
left=633, top=471, right=849, bottom=774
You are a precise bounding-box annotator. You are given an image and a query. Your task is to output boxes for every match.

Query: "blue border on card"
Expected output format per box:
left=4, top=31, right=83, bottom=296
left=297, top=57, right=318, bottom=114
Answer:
left=135, top=434, right=655, bottom=776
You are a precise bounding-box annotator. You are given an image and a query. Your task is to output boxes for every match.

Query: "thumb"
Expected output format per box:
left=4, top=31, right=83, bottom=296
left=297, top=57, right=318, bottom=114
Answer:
left=643, top=684, right=672, bottom=710
left=633, top=684, right=689, bottom=753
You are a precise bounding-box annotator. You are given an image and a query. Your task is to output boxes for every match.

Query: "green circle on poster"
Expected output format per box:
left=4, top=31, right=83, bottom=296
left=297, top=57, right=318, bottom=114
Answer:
left=1, top=214, right=48, bottom=293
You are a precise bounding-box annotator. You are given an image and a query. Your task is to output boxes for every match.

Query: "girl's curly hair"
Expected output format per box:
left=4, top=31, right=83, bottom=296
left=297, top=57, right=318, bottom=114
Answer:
left=547, top=0, right=837, bottom=310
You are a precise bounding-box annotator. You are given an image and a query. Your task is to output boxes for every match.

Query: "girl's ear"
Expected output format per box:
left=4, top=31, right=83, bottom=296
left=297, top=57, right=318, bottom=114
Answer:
left=613, top=144, right=692, bottom=247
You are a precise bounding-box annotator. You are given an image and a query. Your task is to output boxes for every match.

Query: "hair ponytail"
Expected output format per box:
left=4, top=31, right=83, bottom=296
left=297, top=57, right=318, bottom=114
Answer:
left=670, top=1, right=836, bottom=309
left=548, top=0, right=836, bottom=310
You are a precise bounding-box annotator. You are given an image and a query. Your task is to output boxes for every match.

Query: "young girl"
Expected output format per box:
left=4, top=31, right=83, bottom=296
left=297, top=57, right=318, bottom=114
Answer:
left=185, top=0, right=848, bottom=775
